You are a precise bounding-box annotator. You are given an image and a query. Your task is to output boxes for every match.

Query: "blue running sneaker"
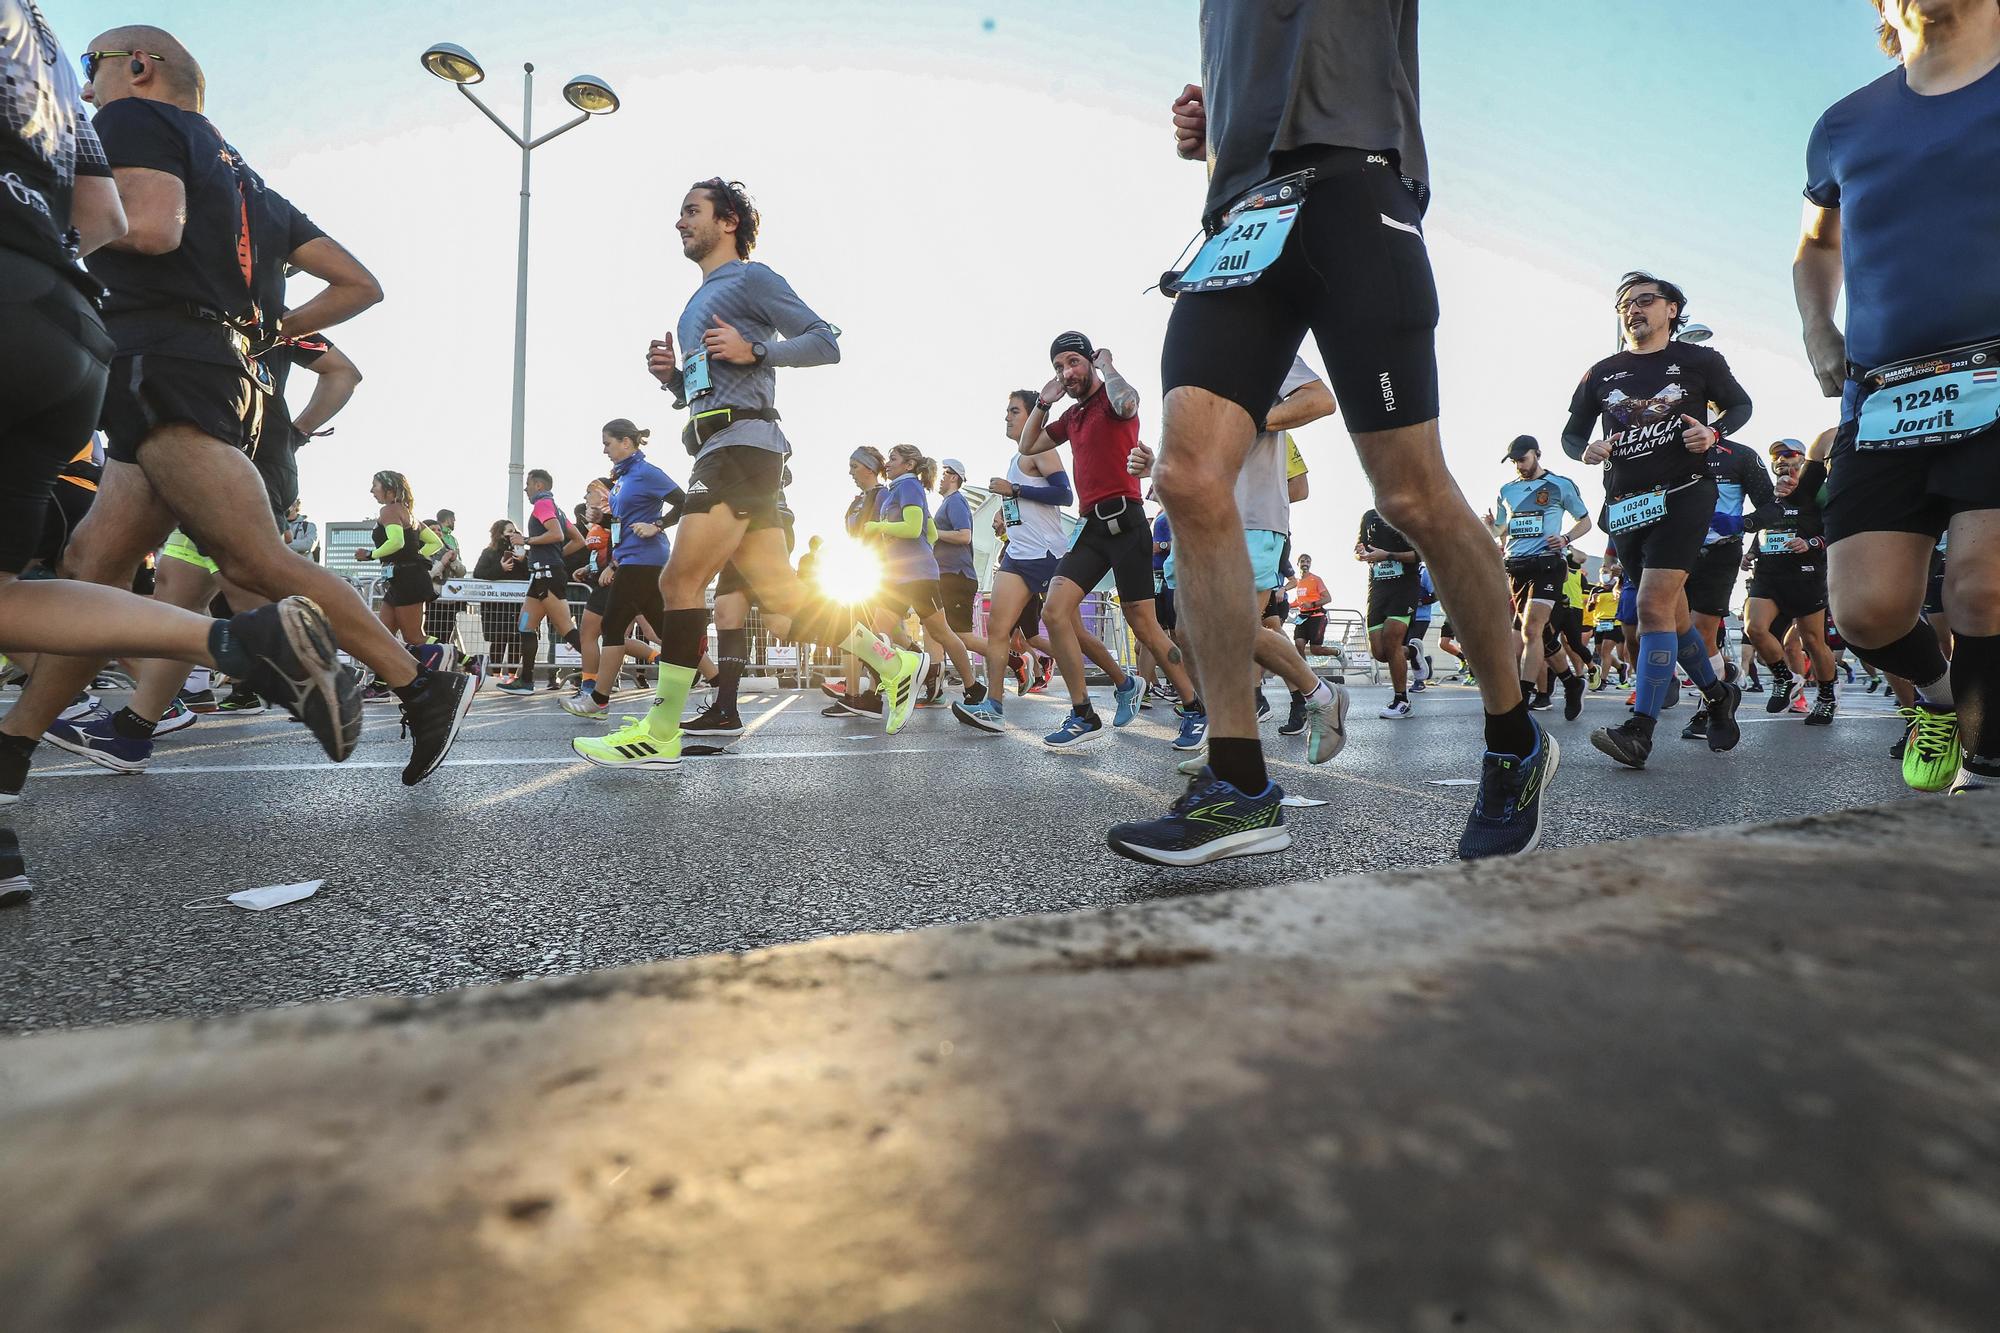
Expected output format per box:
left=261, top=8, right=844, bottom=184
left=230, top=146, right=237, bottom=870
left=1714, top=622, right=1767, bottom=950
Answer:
left=952, top=697, right=1005, bottom=734
left=1456, top=721, right=1560, bottom=859
left=1171, top=706, right=1208, bottom=752
left=44, top=710, right=152, bottom=773
left=1043, top=708, right=1106, bottom=751
left=407, top=641, right=456, bottom=675
left=1107, top=768, right=1291, bottom=866
left=1112, top=676, right=1141, bottom=727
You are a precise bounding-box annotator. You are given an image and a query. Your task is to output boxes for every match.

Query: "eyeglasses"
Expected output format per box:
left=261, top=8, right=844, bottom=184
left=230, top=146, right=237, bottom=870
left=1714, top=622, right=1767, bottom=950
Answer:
left=1615, top=292, right=1670, bottom=313
left=81, top=49, right=166, bottom=80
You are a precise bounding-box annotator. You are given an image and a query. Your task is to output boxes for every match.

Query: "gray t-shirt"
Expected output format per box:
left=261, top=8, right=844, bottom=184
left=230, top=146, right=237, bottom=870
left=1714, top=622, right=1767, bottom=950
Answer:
left=671, top=259, right=840, bottom=459
left=1198, top=0, right=1426, bottom=219
left=1235, top=357, right=1321, bottom=535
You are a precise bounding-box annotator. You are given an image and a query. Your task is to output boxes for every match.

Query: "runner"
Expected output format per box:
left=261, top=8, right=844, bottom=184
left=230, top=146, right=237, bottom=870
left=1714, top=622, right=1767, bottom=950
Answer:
left=0, top=7, right=357, bottom=830
left=570, top=476, right=616, bottom=707
left=1285, top=554, right=1333, bottom=658
left=1356, top=506, right=1420, bottom=718
left=1544, top=549, right=1593, bottom=719
left=1119, top=12, right=1559, bottom=863
left=351, top=470, right=442, bottom=651
left=1797, top=0, right=2000, bottom=792
left=1678, top=431, right=1777, bottom=740
left=498, top=467, right=583, bottom=694
left=1743, top=434, right=1839, bottom=725
left=566, top=420, right=684, bottom=721
left=827, top=446, right=888, bottom=720
left=1563, top=272, right=1753, bottom=769
left=1494, top=435, right=1591, bottom=718
left=573, top=177, right=928, bottom=772
left=932, top=458, right=989, bottom=681
left=863, top=446, right=975, bottom=710
left=1018, top=333, right=1203, bottom=751
left=0, top=25, right=469, bottom=792
left=1587, top=572, right=1626, bottom=688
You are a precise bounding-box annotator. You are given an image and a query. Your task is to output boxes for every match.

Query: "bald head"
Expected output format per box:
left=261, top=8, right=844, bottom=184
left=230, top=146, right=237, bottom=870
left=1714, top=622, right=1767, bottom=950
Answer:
left=89, top=26, right=205, bottom=111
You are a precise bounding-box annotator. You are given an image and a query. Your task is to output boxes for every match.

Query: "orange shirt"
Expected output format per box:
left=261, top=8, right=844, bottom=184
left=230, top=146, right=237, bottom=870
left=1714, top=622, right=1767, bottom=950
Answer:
left=1291, top=573, right=1329, bottom=612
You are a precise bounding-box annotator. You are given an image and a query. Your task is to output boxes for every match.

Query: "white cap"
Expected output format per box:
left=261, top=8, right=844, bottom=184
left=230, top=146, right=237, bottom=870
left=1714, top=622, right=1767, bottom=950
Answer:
left=940, top=458, right=967, bottom=478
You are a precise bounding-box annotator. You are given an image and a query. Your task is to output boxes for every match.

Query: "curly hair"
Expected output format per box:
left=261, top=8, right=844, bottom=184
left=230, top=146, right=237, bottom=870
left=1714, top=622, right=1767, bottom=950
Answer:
left=1873, top=1, right=2000, bottom=57
left=691, top=177, right=759, bottom=259
left=372, top=469, right=415, bottom=511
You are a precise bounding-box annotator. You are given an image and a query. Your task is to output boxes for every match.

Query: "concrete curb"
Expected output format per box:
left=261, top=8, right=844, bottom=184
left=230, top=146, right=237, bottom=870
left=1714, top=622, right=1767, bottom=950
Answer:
left=4, top=798, right=1998, bottom=1331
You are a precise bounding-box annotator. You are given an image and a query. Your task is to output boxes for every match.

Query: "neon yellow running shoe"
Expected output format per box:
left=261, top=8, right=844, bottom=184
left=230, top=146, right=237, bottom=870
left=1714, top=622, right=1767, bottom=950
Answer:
left=878, top=648, right=929, bottom=736
left=572, top=716, right=681, bottom=770
left=1902, top=705, right=1960, bottom=793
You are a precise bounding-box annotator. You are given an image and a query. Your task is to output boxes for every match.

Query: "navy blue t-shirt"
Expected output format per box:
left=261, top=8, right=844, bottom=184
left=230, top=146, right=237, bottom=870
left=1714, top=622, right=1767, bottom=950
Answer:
left=1806, top=60, right=2000, bottom=373
left=933, top=490, right=975, bottom=579
left=1151, top=511, right=1172, bottom=571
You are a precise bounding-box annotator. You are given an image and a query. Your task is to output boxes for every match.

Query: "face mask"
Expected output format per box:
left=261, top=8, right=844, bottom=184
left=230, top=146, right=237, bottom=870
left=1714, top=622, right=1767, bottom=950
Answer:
left=186, top=879, right=322, bottom=912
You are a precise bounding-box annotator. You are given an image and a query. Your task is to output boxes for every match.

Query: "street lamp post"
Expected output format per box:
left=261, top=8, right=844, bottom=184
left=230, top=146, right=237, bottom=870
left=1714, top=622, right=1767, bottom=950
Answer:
left=421, top=43, right=620, bottom=526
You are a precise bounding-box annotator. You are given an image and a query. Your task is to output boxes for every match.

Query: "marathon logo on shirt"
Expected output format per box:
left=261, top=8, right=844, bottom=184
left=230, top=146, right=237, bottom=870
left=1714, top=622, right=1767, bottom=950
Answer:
left=1601, top=381, right=1690, bottom=459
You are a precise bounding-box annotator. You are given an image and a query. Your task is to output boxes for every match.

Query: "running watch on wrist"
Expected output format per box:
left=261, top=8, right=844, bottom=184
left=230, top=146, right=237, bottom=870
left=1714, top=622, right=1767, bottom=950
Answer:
left=751, top=340, right=769, bottom=363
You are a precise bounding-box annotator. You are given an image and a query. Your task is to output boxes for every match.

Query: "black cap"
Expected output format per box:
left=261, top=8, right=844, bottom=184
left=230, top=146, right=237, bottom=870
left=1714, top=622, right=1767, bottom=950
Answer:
left=1049, top=330, right=1095, bottom=364
left=1502, top=434, right=1540, bottom=461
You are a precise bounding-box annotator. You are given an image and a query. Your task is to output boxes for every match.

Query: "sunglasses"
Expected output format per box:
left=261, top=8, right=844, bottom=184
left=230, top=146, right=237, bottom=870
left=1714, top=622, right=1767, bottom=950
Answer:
left=81, top=49, right=166, bottom=80
left=1614, top=291, right=1671, bottom=313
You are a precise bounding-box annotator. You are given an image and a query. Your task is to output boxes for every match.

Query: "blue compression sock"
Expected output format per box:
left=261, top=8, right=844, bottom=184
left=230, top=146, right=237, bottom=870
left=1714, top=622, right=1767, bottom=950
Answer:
left=1635, top=631, right=1677, bottom=719
left=1677, top=629, right=1718, bottom=688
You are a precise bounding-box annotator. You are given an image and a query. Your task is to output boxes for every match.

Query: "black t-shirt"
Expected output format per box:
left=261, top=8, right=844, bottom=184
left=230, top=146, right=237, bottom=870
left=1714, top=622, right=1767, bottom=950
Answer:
left=0, top=0, right=110, bottom=271
left=245, top=181, right=330, bottom=447
left=86, top=98, right=262, bottom=363
left=525, top=493, right=571, bottom=574
left=1567, top=344, right=1750, bottom=498
left=1750, top=460, right=1828, bottom=575
left=1358, top=508, right=1418, bottom=581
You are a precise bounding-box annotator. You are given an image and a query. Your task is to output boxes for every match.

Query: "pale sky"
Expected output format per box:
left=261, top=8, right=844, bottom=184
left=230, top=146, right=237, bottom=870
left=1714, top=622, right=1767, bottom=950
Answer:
left=57, top=0, right=1891, bottom=611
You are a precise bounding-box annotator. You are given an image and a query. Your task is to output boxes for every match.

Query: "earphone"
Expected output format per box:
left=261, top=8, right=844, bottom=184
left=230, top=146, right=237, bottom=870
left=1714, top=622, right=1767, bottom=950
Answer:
left=131, top=58, right=144, bottom=76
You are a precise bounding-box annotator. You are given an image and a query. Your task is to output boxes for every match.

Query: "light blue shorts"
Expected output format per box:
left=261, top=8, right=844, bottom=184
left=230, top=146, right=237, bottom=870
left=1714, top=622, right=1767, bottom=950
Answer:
left=1161, top=530, right=1286, bottom=593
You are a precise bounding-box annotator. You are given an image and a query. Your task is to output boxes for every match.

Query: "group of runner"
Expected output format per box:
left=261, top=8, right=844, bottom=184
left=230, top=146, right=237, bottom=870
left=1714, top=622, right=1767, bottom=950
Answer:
left=2, top=1, right=1995, bottom=899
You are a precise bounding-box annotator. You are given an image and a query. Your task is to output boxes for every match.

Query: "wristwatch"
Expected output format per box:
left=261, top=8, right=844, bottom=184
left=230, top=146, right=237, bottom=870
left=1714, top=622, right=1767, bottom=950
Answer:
left=751, top=340, right=769, bottom=363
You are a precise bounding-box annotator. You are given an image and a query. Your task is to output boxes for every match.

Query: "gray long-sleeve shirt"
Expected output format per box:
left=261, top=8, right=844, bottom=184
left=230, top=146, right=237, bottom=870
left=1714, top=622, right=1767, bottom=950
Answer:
left=667, top=259, right=840, bottom=460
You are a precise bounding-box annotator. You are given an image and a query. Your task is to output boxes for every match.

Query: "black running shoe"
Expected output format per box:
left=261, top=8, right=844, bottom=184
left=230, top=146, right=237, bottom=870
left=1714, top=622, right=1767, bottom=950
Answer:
left=1562, top=673, right=1584, bottom=721
left=1457, top=720, right=1559, bottom=859
left=1681, top=708, right=1708, bottom=740
left=1591, top=718, right=1653, bottom=769
left=840, top=691, right=884, bottom=719
left=682, top=702, right=745, bottom=739
left=398, top=669, right=475, bottom=786
left=1766, top=679, right=1798, bottom=714
left=1278, top=694, right=1307, bottom=736
left=1705, top=681, right=1742, bottom=753
left=1527, top=691, right=1554, bottom=712
left=1805, top=692, right=1837, bottom=727
left=215, top=684, right=266, bottom=714
left=227, top=597, right=362, bottom=761
left=0, top=826, right=28, bottom=907
left=1106, top=769, right=1290, bottom=867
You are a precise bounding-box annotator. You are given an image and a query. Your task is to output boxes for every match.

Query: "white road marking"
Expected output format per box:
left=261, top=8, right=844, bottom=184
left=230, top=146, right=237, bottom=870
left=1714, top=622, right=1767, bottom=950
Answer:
left=28, top=747, right=955, bottom=780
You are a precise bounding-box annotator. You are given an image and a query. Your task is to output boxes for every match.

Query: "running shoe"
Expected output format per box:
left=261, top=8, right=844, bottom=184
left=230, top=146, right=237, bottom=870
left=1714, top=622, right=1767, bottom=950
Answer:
left=462, top=654, right=489, bottom=692
left=154, top=698, right=198, bottom=737
left=225, top=597, right=364, bottom=762
left=1664, top=676, right=1680, bottom=710
left=1255, top=689, right=1272, bottom=723
left=58, top=691, right=101, bottom=723
left=1112, top=676, right=1141, bottom=727
left=561, top=692, right=608, bottom=720
left=362, top=682, right=396, bottom=704
left=397, top=669, right=475, bottom=786
left=1865, top=675, right=1883, bottom=695
left=1106, top=768, right=1290, bottom=867
left=1305, top=682, right=1351, bottom=766
left=1457, top=722, right=1559, bottom=859
left=633, top=669, right=650, bottom=690
left=1587, top=665, right=1604, bottom=692
left=1410, top=678, right=1426, bottom=693
left=839, top=692, right=885, bottom=719
left=44, top=710, right=151, bottom=773
left=0, top=828, right=27, bottom=907
left=573, top=716, right=682, bottom=771
left=820, top=679, right=848, bottom=700
left=879, top=648, right=928, bottom=736
left=1766, top=679, right=1798, bottom=714
left=1526, top=692, right=1553, bottom=712
left=1791, top=692, right=1810, bottom=714
left=1030, top=657, right=1054, bottom=693
left=1624, top=687, right=1637, bottom=707
left=1843, top=663, right=1856, bottom=684
left=1152, top=680, right=1181, bottom=706
left=952, top=697, right=1005, bottom=734
left=1805, top=692, right=1837, bottom=727
left=0, top=741, right=30, bottom=806
left=1171, top=706, right=1209, bottom=751
left=93, top=669, right=135, bottom=691
left=1704, top=681, right=1743, bottom=752
left=407, top=641, right=458, bottom=675
left=1010, top=653, right=1031, bottom=696
left=1591, top=718, right=1653, bottom=770
left=1745, top=678, right=1765, bottom=694
left=1044, top=708, right=1107, bottom=751
left=215, top=684, right=267, bottom=715
left=1562, top=673, right=1584, bottom=721
left=1950, top=764, right=1995, bottom=795
left=1902, top=705, right=1960, bottom=793
left=1175, top=750, right=1207, bottom=777
left=496, top=677, right=537, bottom=697
left=1278, top=694, right=1308, bottom=736
left=1410, top=645, right=1432, bottom=684
left=178, top=686, right=219, bottom=713
left=821, top=701, right=852, bottom=718
left=1681, top=708, right=1709, bottom=741
left=1891, top=709, right=1914, bottom=761
left=682, top=703, right=745, bottom=739
left=1379, top=697, right=1412, bottom=720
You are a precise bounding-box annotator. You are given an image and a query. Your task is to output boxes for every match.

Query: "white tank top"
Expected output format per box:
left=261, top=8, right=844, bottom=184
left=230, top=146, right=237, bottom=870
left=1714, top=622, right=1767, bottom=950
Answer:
left=1006, top=452, right=1069, bottom=560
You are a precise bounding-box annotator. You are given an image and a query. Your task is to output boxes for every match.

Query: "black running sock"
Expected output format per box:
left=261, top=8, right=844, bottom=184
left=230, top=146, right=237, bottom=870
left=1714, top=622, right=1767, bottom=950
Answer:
left=1394, top=692, right=1409, bottom=705
left=519, top=636, right=538, bottom=680
left=1951, top=633, right=2000, bottom=769
left=1184, top=696, right=1204, bottom=715
left=1289, top=689, right=1304, bottom=705
left=591, top=689, right=610, bottom=706
left=392, top=668, right=431, bottom=704
left=1817, top=679, right=1837, bottom=699
left=1558, top=669, right=1578, bottom=684
left=1483, top=700, right=1536, bottom=758
left=206, top=619, right=254, bottom=677
left=1207, top=736, right=1268, bottom=793
left=0, top=731, right=36, bottom=757
left=1768, top=659, right=1794, bottom=684
left=715, top=628, right=748, bottom=713
left=966, top=681, right=987, bottom=705
left=563, top=627, right=582, bottom=652
left=659, top=607, right=710, bottom=669
left=111, top=707, right=157, bottom=740
left=1850, top=620, right=1952, bottom=701
left=1629, top=711, right=1658, bottom=737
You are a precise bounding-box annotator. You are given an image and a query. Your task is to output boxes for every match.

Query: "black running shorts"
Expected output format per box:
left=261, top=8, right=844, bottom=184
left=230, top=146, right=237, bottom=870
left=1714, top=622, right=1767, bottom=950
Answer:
left=880, top=578, right=944, bottom=620
left=1823, top=417, right=2000, bottom=545
left=1746, top=568, right=1828, bottom=619
left=1295, top=609, right=1328, bottom=647
left=1366, top=575, right=1419, bottom=630
left=684, top=445, right=786, bottom=531
left=251, top=423, right=301, bottom=525
left=715, top=559, right=751, bottom=601
left=101, top=352, right=256, bottom=464
left=383, top=562, right=436, bottom=607
left=941, top=572, right=978, bottom=634
left=1055, top=510, right=1155, bottom=605
left=525, top=571, right=568, bottom=600
left=603, top=563, right=664, bottom=643
left=1161, top=147, right=1439, bottom=436
left=585, top=580, right=614, bottom=617
left=1610, top=478, right=1715, bottom=583
left=1154, top=582, right=1177, bottom=632
left=1685, top=538, right=1744, bottom=619
left=1505, top=554, right=1567, bottom=609
left=0, top=252, right=113, bottom=574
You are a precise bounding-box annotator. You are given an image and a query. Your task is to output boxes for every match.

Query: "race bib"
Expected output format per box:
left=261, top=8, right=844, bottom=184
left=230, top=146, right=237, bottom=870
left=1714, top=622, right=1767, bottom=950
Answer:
left=1168, top=171, right=1311, bottom=294
left=1854, top=337, right=2000, bottom=451
left=1154, top=569, right=1166, bottom=594
left=682, top=347, right=713, bottom=400
left=1759, top=530, right=1794, bottom=555
left=1001, top=496, right=1022, bottom=527
left=1371, top=559, right=1405, bottom=581
left=1606, top=489, right=1667, bottom=534
left=610, top=521, right=622, bottom=546
left=1507, top=513, right=1544, bottom=539
left=1594, top=620, right=1616, bottom=634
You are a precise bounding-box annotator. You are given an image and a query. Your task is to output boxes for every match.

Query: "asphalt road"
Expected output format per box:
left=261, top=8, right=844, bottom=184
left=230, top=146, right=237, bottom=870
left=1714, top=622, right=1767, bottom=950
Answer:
left=0, top=673, right=1917, bottom=1032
